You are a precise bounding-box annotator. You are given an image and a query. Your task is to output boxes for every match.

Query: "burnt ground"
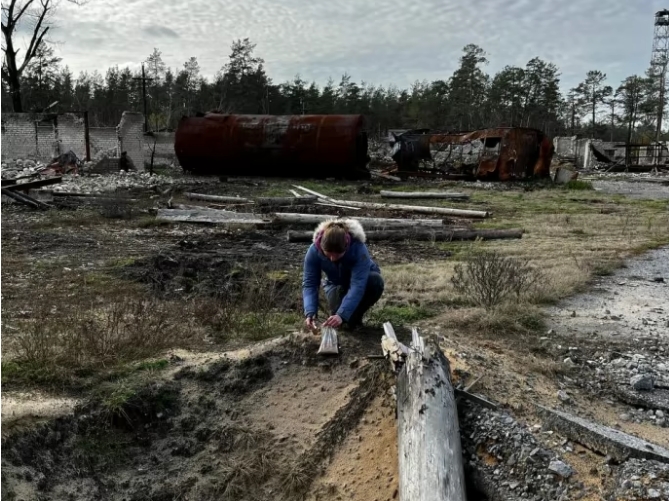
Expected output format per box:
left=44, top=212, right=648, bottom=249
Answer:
left=3, top=174, right=669, bottom=501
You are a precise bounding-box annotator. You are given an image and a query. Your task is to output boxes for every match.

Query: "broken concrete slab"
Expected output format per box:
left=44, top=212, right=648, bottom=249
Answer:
left=554, top=167, right=578, bottom=184
left=615, top=388, right=669, bottom=412
left=537, top=404, right=669, bottom=463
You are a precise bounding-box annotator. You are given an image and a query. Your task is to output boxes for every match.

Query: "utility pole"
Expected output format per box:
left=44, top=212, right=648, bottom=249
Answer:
left=651, top=10, right=669, bottom=163
left=133, top=64, right=154, bottom=132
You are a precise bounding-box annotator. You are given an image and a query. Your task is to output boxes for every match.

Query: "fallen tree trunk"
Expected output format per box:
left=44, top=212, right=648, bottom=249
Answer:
left=270, top=212, right=445, bottom=228
left=254, top=195, right=317, bottom=205
left=326, top=198, right=489, bottom=218
left=380, top=190, right=469, bottom=200
left=184, top=192, right=251, bottom=203
left=287, top=228, right=522, bottom=243
left=397, top=329, right=467, bottom=501
left=156, top=208, right=267, bottom=224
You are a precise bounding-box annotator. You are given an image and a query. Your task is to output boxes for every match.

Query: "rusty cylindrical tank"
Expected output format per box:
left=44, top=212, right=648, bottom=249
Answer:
left=174, top=113, right=370, bottom=179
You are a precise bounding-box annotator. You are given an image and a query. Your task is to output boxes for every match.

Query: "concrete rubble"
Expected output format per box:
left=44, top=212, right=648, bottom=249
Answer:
left=459, top=400, right=590, bottom=501
left=2, top=158, right=214, bottom=195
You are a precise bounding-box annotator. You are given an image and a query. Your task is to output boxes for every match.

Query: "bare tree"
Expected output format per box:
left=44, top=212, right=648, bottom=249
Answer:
left=2, top=0, right=81, bottom=112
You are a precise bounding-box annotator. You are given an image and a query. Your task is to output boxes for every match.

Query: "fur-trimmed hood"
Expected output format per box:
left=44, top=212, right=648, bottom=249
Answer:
left=312, top=218, right=366, bottom=249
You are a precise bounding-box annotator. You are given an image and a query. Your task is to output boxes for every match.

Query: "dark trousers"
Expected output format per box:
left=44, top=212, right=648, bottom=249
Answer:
left=324, top=272, right=384, bottom=326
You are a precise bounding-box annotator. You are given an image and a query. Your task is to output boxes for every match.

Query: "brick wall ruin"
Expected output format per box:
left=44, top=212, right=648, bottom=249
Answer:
left=1, top=112, right=148, bottom=171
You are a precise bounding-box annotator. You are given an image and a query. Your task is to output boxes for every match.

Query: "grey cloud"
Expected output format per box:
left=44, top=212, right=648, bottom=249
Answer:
left=142, top=25, right=180, bottom=39
left=50, top=0, right=659, bottom=92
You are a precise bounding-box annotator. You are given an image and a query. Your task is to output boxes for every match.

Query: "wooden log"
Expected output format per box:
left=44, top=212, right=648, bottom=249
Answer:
left=1, top=187, right=50, bottom=209
left=314, top=201, right=362, bottom=210
left=380, top=190, right=470, bottom=200
left=292, top=185, right=334, bottom=200
left=156, top=208, right=267, bottom=225
left=397, top=328, right=467, bottom=501
left=371, top=171, right=402, bottom=182
left=184, top=192, right=251, bottom=203
left=326, top=198, right=489, bottom=218
left=286, top=228, right=522, bottom=243
left=270, top=213, right=445, bottom=228
left=254, top=195, right=317, bottom=205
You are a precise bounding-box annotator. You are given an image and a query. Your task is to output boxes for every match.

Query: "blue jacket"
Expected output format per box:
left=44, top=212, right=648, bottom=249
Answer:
left=302, top=219, right=380, bottom=322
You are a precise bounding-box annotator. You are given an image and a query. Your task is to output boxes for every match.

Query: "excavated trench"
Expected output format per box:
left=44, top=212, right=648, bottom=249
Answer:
left=1, top=333, right=503, bottom=501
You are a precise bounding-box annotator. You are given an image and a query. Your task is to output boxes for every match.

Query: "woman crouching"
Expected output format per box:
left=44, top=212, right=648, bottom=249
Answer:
left=302, top=218, right=384, bottom=330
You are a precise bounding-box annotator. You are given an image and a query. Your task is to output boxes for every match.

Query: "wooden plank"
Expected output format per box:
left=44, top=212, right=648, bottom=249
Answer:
left=292, top=185, right=334, bottom=201
left=314, top=201, right=362, bottom=210
left=370, top=171, right=402, bottom=182
left=326, top=198, right=489, bottom=218
left=270, top=213, right=445, bottom=228
left=1, top=187, right=50, bottom=209
left=156, top=208, right=267, bottom=225
left=4, top=176, right=63, bottom=191
left=254, top=196, right=317, bottom=205
left=184, top=192, right=251, bottom=203
left=397, top=329, right=467, bottom=501
left=286, top=228, right=522, bottom=243
left=380, top=190, right=470, bottom=200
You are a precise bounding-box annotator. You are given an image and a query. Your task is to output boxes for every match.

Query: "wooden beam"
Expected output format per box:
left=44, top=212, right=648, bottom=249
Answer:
left=1, top=187, right=50, bottom=209
left=286, top=228, right=522, bottom=243
left=184, top=192, right=251, bottom=203
left=254, top=195, right=317, bottom=205
left=397, top=328, right=467, bottom=501
left=380, top=190, right=470, bottom=200
left=324, top=198, right=489, bottom=218
left=4, top=176, right=63, bottom=191
left=292, top=185, right=334, bottom=200
left=155, top=208, right=267, bottom=225
left=270, top=213, right=445, bottom=228
left=371, top=171, right=402, bottom=182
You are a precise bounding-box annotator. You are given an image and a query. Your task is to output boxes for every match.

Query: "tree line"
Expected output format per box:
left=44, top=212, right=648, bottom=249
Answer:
left=2, top=8, right=661, bottom=144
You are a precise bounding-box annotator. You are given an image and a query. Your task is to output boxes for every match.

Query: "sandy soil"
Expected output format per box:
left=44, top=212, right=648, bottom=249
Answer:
left=546, top=246, right=669, bottom=341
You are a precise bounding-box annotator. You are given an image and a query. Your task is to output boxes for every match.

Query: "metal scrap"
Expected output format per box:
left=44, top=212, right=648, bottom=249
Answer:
left=388, top=127, right=554, bottom=181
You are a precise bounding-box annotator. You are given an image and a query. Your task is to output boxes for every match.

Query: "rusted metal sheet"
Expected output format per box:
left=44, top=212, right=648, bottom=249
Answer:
left=390, top=127, right=553, bottom=181
left=175, top=113, right=370, bottom=179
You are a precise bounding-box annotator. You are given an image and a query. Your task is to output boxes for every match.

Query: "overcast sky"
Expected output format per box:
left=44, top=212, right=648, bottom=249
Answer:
left=28, top=0, right=665, bottom=91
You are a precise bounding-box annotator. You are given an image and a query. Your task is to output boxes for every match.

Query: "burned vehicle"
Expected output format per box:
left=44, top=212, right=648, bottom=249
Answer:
left=388, top=127, right=554, bottom=181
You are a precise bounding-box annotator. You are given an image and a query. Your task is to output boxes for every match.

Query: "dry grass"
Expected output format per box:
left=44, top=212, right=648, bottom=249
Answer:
left=371, top=187, right=669, bottom=343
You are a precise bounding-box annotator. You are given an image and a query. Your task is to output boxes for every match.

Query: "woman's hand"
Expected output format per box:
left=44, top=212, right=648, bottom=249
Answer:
left=305, top=316, right=318, bottom=331
left=323, top=314, right=343, bottom=328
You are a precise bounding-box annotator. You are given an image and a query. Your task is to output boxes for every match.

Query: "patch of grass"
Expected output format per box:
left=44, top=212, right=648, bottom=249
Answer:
left=1, top=360, right=61, bottom=386
left=447, top=304, right=546, bottom=342
left=563, top=180, right=594, bottom=190
left=592, top=260, right=621, bottom=276
left=135, top=358, right=169, bottom=372
left=367, top=304, right=433, bottom=327
left=100, top=382, right=137, bottom=421
left=134, top=217, right=171, bottom=228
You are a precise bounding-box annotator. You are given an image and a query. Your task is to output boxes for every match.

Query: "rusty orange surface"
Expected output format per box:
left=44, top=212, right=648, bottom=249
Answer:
left=174, top=113, right=369, bottom=178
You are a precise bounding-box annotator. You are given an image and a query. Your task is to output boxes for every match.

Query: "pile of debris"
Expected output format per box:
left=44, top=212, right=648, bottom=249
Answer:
left=1, top=159, right=48, bottom=179
left=51, top=171, right=210, bottom=195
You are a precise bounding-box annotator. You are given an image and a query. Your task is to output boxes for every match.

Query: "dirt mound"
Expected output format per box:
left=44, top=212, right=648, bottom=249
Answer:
left=1, top=342, right=390, bottom=501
